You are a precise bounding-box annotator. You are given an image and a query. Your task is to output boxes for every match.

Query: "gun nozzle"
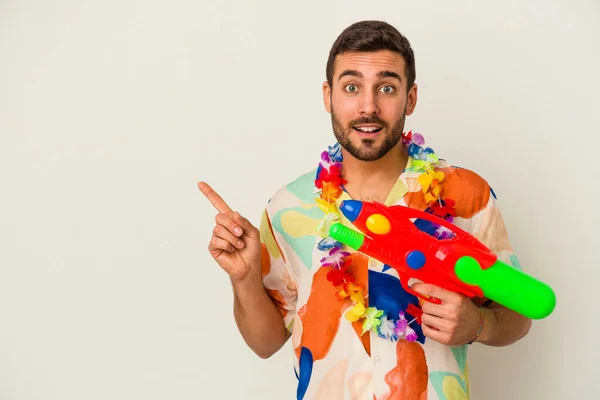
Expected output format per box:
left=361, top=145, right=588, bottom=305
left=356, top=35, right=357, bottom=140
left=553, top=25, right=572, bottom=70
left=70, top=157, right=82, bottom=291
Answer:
left=329, top=223, right=364, bottom=250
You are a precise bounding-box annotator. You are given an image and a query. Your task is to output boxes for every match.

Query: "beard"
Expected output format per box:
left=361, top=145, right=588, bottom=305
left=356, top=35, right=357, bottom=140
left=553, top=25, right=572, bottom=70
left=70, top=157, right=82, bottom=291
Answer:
left=331, top=105, right=406, bottom=162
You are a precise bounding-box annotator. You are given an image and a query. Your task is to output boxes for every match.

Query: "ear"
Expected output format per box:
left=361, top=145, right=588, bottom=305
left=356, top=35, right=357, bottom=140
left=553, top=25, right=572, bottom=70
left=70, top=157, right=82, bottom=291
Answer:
left=405, top=83, right=418, bottom=116
left=322, top=81, right=332, bottom=113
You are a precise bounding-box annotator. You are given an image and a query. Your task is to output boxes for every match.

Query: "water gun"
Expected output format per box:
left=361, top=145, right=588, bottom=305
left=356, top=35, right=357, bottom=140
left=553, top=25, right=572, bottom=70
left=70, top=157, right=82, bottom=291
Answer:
left=328, top=200, right=556, bottom=320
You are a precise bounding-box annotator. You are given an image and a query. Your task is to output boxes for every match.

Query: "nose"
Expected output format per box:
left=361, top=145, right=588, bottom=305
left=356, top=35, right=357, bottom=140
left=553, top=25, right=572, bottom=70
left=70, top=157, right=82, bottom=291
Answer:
left=359, top=90, right=380, bottom=116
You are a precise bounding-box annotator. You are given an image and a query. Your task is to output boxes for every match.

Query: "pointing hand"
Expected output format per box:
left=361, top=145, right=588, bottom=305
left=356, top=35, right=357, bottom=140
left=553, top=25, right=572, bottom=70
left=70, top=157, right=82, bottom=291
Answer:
left=198, top=181, right=262, bottom=284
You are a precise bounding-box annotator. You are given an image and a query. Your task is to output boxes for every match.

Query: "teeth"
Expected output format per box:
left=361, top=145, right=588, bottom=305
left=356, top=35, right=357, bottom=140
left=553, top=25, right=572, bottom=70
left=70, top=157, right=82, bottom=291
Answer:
left=356, top=127, right=380, bottom=132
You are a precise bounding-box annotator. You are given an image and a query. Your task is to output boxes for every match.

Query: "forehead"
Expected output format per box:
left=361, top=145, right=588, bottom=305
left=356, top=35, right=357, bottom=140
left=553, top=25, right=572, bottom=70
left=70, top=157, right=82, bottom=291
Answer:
left=333, top=49, right=406, bottom=80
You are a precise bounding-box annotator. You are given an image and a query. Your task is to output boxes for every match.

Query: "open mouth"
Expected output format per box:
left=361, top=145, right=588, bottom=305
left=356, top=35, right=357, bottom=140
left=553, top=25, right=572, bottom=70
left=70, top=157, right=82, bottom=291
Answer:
left=353, top=125, right=383, bottom=134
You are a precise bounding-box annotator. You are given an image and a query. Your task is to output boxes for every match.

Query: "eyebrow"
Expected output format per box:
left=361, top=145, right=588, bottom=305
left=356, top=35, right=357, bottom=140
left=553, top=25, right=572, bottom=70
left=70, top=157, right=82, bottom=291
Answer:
left=337, top=69, right=402, bottom=82
left=378, top=71, right=402, bottom=81
left=338, top=70, right=363, bottom=81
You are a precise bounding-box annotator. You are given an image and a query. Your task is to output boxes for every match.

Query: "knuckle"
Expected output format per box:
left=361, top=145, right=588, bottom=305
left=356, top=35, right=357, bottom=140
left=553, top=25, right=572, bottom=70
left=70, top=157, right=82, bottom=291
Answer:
left=215, top=213, right=227, bottom=224
left=448, top=306, right=459, bottom=317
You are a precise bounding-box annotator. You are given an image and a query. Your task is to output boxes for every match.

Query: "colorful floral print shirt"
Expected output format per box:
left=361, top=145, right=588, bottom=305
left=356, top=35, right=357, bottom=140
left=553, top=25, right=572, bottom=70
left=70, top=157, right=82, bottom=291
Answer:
left=258, top=156, right=522, bottom=400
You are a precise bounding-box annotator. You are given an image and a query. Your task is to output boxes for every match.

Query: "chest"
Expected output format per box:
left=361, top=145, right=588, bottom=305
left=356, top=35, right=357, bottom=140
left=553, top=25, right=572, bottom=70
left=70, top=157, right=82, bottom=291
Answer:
left=343, top=184, right=395, bottom=204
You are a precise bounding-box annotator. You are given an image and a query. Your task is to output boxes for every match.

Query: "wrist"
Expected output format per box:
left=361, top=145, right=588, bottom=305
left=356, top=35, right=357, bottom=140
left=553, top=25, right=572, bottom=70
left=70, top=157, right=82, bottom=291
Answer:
left=468, top=304, right=485, bottom=344
left=231, top=271, right=262, bottom=293
left=471, top=306, right=495, bottom=344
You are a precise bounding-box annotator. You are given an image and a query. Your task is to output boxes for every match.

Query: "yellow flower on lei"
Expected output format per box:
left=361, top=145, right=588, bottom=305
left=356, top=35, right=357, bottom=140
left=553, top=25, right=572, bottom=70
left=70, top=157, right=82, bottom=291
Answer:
left=316, top=198, right=337, bottom=214
left=345, top=302, right=366, bottom=322
left=344, top=291, right=367, bottom=322
left=418, top=169, right=445, bottom=203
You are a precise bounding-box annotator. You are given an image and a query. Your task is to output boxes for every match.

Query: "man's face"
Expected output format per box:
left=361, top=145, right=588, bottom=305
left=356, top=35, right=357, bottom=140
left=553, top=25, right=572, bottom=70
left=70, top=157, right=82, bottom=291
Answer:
left=323, top=49, right=417, bottom=161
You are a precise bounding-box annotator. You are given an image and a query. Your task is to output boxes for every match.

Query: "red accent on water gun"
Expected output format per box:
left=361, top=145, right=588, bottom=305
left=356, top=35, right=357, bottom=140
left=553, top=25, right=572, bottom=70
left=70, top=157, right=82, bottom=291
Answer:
left=406, top=303, right=424, bottom=324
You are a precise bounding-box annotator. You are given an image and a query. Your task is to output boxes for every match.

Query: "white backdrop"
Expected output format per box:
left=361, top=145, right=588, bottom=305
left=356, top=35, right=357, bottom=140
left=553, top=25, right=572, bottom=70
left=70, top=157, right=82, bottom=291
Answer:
left=1, top=0, right=599, bottom=399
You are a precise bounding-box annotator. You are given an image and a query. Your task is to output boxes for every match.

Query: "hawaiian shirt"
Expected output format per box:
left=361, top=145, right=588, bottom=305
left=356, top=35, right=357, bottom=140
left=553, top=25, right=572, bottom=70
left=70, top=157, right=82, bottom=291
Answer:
left=258, top=157, right=522, bottom=400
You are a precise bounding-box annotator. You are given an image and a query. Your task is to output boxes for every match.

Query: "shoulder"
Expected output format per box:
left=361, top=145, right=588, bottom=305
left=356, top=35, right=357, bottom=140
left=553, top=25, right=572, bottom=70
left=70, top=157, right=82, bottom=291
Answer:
left=405, top=157, right=495, bottom=220
left=435, top=159, right=491, bottom=193
left=264, top=168, right=318, bottom=214
left=435, top=160, right=494, bottom=219
left=259, top=168, right=319, bottom=253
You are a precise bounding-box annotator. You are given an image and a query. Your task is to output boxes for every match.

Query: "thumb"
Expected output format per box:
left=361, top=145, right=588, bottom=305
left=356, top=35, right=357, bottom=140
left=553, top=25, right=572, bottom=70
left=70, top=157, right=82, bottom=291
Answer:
left=233, top=212, right=259, bottom=240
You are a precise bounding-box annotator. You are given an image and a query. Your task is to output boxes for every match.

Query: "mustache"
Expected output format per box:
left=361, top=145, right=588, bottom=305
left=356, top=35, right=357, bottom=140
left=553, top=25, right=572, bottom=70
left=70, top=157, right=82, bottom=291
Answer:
left=349, top=116, right=388, bottom=128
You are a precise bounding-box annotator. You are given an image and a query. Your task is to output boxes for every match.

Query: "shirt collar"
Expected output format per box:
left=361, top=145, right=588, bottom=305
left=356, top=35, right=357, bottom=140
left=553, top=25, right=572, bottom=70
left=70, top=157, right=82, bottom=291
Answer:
left=313, top=155, right=414, bottom=205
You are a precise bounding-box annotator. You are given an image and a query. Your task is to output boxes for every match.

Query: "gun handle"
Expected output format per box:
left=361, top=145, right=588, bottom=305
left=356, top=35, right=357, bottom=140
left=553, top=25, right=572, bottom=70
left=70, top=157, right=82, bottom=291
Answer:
left=455, top=256, right=556, bottom=319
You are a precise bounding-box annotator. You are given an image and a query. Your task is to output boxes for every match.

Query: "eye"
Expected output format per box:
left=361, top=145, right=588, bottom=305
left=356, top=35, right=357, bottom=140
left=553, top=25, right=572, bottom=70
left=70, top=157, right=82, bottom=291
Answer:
left=344, top=84, right=358, bottom=93
left=380, top=85, right=395, bottom=94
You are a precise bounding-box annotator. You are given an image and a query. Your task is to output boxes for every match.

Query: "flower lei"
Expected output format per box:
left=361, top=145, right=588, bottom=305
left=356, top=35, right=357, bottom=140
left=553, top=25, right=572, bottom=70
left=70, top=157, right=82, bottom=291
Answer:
left=314, top=131, right=457, bottom=342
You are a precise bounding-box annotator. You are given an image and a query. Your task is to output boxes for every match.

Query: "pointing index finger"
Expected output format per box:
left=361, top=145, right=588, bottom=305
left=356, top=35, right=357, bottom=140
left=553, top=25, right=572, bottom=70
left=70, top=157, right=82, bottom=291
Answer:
left=198, top=181, right=234, bottom=215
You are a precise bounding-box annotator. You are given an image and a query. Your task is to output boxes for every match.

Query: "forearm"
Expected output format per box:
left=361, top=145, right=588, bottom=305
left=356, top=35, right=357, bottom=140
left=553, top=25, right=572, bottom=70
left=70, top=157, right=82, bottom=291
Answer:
left=476, top=302, right=532, bottom=347
left=231, top=275, right=290, bottom=358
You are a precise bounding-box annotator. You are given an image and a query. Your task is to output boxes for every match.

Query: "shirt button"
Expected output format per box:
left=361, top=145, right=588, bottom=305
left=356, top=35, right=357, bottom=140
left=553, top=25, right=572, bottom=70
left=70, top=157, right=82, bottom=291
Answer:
left=375, top=355, right=381, bottom=363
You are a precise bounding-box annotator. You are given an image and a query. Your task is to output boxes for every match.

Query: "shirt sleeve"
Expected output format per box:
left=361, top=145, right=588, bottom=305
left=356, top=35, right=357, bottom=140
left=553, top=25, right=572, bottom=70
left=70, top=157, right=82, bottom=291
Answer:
left=471, top=188, right=523, bottom=271
left=258, top=208, right=298, bottom=333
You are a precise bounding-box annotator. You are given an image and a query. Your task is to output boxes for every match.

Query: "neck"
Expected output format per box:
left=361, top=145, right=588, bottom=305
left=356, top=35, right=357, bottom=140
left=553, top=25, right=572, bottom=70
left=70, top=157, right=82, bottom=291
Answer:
left=341, top=142, right=408, bottom=200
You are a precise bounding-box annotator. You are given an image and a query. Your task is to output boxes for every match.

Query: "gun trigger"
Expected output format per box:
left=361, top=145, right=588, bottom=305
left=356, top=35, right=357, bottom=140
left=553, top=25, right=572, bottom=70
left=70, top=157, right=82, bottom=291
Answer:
left=416, top=292, right=441, bottom=305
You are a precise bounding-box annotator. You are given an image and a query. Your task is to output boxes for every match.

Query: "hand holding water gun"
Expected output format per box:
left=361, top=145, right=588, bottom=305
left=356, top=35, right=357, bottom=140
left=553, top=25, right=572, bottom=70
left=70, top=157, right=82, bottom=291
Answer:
left=329, top=200, right=556, bottom=320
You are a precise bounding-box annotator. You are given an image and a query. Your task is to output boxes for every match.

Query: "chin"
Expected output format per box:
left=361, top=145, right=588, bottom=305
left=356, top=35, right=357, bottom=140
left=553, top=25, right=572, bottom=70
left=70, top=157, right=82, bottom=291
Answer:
left=357, top=152, right=385, bottom=162
left=345, top=134, right=400, bottom=162
left=352, top=144, right=387, bottom=161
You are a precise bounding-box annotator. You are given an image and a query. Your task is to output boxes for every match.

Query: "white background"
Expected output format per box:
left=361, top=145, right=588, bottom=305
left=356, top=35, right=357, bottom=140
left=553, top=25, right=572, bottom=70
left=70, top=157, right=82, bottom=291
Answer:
left=1, top=0, right=599, bottom=399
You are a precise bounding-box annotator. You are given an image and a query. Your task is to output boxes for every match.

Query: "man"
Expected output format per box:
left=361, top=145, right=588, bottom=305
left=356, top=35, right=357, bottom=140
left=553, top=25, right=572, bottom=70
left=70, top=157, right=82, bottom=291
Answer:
left=199, top=20, right=531, bottom=400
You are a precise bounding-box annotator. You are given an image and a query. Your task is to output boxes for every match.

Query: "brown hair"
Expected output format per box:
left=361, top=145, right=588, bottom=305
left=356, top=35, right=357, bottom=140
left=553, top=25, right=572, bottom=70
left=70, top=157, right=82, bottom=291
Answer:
left=326, top=20, right=416, bottom=91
